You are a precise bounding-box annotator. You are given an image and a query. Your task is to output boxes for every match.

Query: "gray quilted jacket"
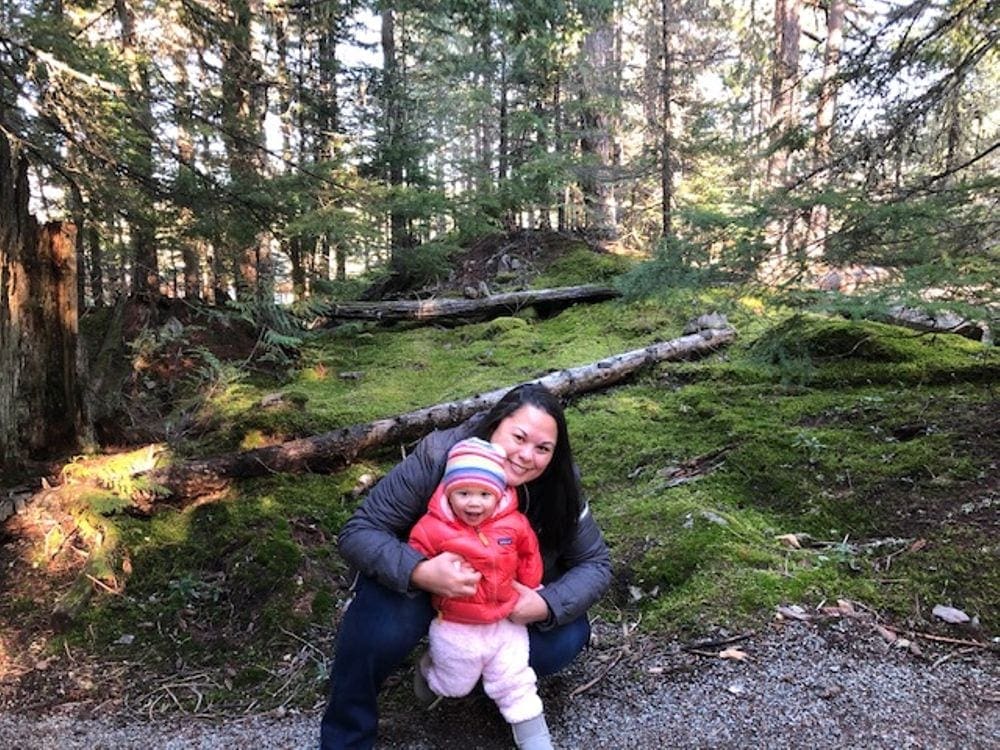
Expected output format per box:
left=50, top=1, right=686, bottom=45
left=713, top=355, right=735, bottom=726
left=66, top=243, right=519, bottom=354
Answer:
left=337, top=415, right=612, bottom=630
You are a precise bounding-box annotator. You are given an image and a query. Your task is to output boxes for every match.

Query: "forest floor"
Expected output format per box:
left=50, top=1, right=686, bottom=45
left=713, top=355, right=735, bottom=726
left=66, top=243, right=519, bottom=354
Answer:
left=1, top=230, right=998, bottom=747
left=0, top=616, right=997, bottom=748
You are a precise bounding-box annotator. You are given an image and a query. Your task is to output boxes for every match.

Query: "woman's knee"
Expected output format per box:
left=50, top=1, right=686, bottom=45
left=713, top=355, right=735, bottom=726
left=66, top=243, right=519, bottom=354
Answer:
left=337, top=577, right=434, bottom=663
left=528, top=615, right=590, bottom=676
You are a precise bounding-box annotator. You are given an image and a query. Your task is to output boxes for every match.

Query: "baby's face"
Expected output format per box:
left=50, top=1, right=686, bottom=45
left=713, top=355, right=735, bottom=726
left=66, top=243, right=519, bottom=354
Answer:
left=446, top=486, right=500, bottom=527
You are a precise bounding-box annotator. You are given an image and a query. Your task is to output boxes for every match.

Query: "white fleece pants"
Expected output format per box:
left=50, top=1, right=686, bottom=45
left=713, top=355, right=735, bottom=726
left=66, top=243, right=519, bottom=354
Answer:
left=422, top=617, right=543, bottom=724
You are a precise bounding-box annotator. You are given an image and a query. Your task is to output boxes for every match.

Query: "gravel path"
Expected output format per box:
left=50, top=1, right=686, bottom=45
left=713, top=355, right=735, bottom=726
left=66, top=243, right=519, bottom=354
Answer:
left=2, top=617, right=997, bottom=749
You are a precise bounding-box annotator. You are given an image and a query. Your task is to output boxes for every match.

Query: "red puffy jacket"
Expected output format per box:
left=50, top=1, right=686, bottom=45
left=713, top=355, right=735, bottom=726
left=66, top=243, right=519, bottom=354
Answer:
left=408, top=484, right=543, bottom=624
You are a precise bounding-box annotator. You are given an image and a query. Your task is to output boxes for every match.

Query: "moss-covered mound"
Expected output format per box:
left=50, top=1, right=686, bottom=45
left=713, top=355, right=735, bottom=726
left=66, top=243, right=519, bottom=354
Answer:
left=746, top=313, right=997, bottom=386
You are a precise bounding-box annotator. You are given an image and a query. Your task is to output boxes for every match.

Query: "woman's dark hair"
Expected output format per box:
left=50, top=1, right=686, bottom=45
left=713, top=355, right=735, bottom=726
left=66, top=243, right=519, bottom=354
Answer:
left=474, top=383, right=582, bottom=552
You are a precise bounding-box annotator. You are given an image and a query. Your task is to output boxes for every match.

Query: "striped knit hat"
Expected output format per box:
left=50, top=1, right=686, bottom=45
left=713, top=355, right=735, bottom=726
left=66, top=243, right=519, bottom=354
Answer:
left=442, top=438, right=508, bottom=499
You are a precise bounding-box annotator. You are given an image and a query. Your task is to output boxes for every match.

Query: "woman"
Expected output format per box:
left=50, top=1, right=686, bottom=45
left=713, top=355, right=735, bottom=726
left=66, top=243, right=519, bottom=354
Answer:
left=319, top=383, right=612, bottom=750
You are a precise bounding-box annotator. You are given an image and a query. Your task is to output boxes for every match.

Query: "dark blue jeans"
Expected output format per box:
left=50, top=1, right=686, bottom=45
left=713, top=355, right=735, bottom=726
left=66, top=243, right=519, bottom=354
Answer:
left=319, top=575, right=591, bottom=750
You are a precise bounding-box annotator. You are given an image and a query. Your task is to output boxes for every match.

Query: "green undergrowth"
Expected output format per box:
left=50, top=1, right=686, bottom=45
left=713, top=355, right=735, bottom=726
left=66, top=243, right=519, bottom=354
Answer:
left=531, top=245, right=636, bottom=287
left=65, top=466, right=377, bottom=700
left=572, top=373, right=997, bottom=633
left=46, top=294, right=998, bottom=711
left=195, top=297, right=712, bottom=454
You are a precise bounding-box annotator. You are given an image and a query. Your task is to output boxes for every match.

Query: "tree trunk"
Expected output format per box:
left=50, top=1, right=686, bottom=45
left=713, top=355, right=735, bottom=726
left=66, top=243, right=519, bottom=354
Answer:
left=143, top=327, right=736, bottom=503
left=114, top=0, right=158, bottom=301
left=173, top=44, right=202, bottom=301
left=760, top=0, right=803, bottom=281
left=0, top=136, right=34, bottom=467
left=87, top=226, right=103, bottom=307
left=382, top=7, right=408, bottom=255
left=876, top=306, right=990, bottom=342
left=808, top=0, right=846, bottom=255
left=580, top=12, right=618, bottom=238
left=766, top=0, right=801, bottom=189
left=222, top=0, right=267, bottom=302
left=1, top=132, right=85, bottom=468
left=314, top=284, right=621, bottom=326
left=660, top=0, right=675, bottom=239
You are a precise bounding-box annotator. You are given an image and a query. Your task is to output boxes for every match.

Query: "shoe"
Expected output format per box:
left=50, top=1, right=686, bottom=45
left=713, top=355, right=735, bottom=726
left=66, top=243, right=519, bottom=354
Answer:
left=413, top=657, right=444, bottom=710
left=511, top=714, right=553, bottom=750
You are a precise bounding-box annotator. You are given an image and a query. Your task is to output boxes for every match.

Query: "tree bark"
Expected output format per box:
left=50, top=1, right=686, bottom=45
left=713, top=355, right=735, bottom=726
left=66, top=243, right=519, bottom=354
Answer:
left=580, top=11, right=618, bottom=238
left=314, top=284, right=621, bottom=326
left=144, top=327, right=736, bottom=503
left=808, top=0, right=846, bottom=255
left=0, top=135, right=36, bottom=467
left=1, top=132, right=85, bottom=467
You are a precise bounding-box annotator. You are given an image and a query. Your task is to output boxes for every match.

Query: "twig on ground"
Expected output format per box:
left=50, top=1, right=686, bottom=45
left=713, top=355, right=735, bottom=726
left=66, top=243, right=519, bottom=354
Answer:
left=909, top=631, right=992, bottom=649
left=879, top=625, right=991, bottom=649
left=931, top=647, right=978, bottom=669
left=682, top=632, right=754, bottom=652
left=278, top=626, right=327, bottom=660
left=569, top=648, right=626, bottom=698
left=84, top=573, right=120, bottom=595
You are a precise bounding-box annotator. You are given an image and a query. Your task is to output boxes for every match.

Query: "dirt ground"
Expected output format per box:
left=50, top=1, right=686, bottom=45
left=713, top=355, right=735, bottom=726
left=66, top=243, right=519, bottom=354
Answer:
left=0, top=616, right=997, bottom=749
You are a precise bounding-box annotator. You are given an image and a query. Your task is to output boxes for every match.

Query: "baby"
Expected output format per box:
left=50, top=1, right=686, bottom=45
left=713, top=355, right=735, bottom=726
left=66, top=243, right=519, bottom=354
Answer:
left=408, top=437, right=553, bottom=750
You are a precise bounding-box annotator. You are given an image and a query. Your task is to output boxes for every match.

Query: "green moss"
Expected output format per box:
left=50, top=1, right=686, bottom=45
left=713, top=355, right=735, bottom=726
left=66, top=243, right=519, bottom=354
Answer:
left=746, top=314, right=998, bottom=387
left=880, top=528, right=1000, bottom=631
left=483, top=316, right=530, bottom=337
left=533, top=247, right=635, bottom=287
left=311, top=588, right=335, bottom=621
left=58, top=289, right=998, bottom=692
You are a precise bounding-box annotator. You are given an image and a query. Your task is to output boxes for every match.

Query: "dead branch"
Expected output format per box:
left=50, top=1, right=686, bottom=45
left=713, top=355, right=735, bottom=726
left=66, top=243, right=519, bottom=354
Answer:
left=313, top=284, right=621, bottom=327
left=143, top=327, right=736, bottom=504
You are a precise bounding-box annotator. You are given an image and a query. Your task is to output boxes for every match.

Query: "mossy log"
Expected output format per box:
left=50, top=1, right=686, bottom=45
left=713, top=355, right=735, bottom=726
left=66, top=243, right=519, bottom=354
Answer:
left=875, top=306, right=991, bottom=342
left=144, top=327, right=736, bottom=504
left=314, top=284, right=621, bottom=327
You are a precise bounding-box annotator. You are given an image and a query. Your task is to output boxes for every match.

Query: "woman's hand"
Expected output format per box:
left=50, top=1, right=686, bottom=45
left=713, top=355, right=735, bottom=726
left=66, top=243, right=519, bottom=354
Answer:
left=410, top=552, right=481, bottom=598
left=508, top=581, right=551, bottom=625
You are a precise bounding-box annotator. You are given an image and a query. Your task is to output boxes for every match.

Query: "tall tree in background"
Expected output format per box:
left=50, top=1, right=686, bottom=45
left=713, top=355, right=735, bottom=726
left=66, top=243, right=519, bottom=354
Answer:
left=761, top=0, right=802, bottom=271
left=381, top=4, right=409, bottom=254
left=580, top=1, right=619, bottom=238
left=114, top=0, right=159, bottom=300
left=808, top=0, right=846, bottom=255
left=766, top=0, right=801, bottom=190
left=659, top=0, right=675, bottom=238
left=1, top=0, right=994, bottom=313
left=220, top=0, right=271, bottom=303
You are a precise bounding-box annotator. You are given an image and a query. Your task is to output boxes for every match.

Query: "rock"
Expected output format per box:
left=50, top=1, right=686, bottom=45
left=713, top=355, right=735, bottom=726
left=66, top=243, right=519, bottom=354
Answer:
left=683, top=312, right=729, bottom=334
left=932, top=605, right=971, bottom=624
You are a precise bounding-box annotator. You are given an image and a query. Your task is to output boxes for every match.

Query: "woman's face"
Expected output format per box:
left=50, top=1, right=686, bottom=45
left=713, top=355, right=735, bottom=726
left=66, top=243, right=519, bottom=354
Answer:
left=489, top=404, right=558, bottom=486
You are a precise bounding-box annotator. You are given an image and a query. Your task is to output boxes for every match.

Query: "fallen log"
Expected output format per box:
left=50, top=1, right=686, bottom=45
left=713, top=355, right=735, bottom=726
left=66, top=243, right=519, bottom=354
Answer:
left=313, top=284, right=621, bottom=327
left=144, top=326, right=736, bottom=504
left=873, top=306, right=992, bottom=342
